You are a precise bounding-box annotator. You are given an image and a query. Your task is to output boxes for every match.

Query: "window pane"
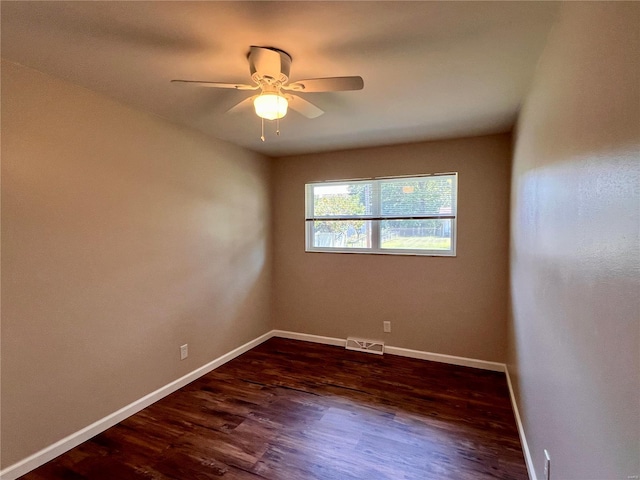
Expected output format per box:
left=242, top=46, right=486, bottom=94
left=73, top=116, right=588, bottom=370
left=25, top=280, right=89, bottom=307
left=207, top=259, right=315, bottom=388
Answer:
left=312, top=220, right=372, bottom=248
left=380, top=219, right=452, bottom=251
left=312, top=183, right=372, bottom=218
left=380, top=176, right=454, bottom=217
left=306, top=174, right=457, bottom=256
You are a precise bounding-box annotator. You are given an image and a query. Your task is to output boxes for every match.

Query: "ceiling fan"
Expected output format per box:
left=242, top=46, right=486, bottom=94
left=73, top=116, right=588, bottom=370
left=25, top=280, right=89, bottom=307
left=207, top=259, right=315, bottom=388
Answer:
left=171, top=46, right=364, bottom=140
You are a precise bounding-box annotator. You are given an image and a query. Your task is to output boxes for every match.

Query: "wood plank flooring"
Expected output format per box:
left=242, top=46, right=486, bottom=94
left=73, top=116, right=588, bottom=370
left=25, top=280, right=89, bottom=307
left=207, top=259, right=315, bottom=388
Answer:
left=21, top=337, right=527, bottom=480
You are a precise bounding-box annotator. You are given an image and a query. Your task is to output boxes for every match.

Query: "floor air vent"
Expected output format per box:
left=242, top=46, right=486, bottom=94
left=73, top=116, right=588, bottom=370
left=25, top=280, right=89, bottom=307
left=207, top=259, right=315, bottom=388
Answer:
left=345, top=337, right=384, bottom=355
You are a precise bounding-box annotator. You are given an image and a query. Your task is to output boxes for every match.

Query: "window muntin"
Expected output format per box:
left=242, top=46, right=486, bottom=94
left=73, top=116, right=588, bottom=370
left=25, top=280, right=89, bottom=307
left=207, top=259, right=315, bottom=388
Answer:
left=305, top=173, right=457, bottom=256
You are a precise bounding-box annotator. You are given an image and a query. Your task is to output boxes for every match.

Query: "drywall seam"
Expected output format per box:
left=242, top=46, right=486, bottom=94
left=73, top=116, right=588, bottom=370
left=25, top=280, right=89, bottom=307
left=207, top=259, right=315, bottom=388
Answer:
left=505, top=365, right=537, bottom=480
left=0, top=331, right=274, bottom=480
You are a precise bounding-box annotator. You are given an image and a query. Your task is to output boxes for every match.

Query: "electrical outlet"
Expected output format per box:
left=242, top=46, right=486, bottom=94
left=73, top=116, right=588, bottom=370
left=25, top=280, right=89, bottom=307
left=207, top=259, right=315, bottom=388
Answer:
left=544, top=449, right=551, bottom=480
left=180, top=344, right=188, bottom=360
left=383, top=321, right=391, bottom=333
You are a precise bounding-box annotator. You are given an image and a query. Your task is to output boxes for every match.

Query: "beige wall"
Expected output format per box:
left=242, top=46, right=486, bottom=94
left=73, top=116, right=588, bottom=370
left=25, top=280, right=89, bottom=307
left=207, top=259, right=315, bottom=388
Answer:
left=509, top=3, right=639, bottom=479
left=0, top=61, right=272, bottom=467
left=272, top=134, right=511, bottom=362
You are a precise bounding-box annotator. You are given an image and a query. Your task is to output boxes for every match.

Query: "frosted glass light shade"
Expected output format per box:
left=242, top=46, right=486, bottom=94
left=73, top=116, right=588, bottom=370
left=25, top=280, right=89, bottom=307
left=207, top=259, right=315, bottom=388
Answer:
left=254, top=93, right=288, bottom=120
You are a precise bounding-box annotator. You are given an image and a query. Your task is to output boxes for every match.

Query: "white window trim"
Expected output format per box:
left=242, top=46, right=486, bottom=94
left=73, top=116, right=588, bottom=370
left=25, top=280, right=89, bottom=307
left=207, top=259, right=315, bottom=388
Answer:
left=305, top=173, right=457, bottom=257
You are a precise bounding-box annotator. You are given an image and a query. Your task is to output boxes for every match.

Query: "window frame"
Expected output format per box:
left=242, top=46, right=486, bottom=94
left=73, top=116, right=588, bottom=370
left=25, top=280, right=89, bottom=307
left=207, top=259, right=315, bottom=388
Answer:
left=305, top=172, right=458, bottom=257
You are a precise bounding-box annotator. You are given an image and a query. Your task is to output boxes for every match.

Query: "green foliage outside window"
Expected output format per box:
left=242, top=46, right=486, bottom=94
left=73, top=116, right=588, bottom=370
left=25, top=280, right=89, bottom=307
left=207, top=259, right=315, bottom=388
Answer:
left=307, top=174, right=457, bottom=255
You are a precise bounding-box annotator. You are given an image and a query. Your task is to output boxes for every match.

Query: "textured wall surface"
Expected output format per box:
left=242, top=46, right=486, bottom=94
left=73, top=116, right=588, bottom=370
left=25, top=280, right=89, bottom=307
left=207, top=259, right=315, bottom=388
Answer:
left=1, top=61, right=272, bottom=467
left=273, top=134, right=512, bottom=362
left=508, top=3, right=640, bottom=478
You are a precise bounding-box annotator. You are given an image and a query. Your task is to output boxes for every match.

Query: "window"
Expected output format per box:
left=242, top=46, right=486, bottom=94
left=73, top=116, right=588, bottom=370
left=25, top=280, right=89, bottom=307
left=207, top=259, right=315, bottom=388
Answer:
left=305, top=173, right=457, bottom=256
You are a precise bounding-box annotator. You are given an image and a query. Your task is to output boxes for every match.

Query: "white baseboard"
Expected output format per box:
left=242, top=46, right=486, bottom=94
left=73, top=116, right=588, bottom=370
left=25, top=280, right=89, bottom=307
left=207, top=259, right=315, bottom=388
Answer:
left=505, top=365, right=536, bottom=480
left=0, top=330, right=274, bottom=480
left=385, top=345, right=505, bottom=372
left=2, top=329, right=530, bottom=480
left=271, top=329, right=346, bottom=347
left=272, top=330, right=505, bottom=372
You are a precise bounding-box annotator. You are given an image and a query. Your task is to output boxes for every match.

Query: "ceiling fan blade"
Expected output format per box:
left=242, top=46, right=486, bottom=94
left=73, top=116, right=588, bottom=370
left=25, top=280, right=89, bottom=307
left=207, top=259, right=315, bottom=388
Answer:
left=287, top=95, right=324, bottom=119
left=226, top=95, right=257, bottom=114
left=249, top=46, right=284, bottom=80
left=284, top=76, right=364, bottom=92
left=171, top=79, right=257, bottom=90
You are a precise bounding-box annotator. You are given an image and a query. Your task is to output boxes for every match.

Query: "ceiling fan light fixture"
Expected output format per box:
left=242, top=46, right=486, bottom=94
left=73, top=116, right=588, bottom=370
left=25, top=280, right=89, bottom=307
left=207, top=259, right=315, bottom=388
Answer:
left=254, top=93, right=288, bottom=120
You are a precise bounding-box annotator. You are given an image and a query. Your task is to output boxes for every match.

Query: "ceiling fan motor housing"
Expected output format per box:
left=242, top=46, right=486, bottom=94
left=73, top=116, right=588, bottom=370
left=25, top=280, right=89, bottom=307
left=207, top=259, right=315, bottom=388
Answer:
left=249, top=46, right=292, bottom=85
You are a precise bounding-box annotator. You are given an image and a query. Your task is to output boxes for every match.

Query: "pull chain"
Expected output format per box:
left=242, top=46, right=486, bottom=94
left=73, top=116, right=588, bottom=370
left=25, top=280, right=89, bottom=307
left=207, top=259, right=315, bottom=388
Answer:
left=260, top=118, right=283, bottom=140
left=276, top=95, right=281, bottom=136
left=259, top=94, right=285, bottom=141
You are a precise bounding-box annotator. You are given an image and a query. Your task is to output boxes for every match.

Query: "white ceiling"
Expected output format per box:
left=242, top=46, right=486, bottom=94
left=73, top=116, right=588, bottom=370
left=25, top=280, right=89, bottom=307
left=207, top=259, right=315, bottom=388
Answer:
left=1, top=1, right=559, bottom=157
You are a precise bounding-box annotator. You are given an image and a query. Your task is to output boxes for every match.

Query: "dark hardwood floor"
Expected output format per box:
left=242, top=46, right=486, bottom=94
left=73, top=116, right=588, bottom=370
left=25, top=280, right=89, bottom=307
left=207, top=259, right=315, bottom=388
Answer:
left=21, top=337, right=527, bottom=480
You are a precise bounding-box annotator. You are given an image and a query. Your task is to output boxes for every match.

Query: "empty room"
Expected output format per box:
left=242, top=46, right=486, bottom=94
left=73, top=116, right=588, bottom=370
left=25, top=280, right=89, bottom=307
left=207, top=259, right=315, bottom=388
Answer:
left=1, top=2, right=638, bottom=480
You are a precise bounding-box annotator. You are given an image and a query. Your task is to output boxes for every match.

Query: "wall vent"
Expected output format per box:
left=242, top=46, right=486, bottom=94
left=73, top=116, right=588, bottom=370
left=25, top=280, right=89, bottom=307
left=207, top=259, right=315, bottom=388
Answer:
left=345, top=337, right=384, bottom=355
